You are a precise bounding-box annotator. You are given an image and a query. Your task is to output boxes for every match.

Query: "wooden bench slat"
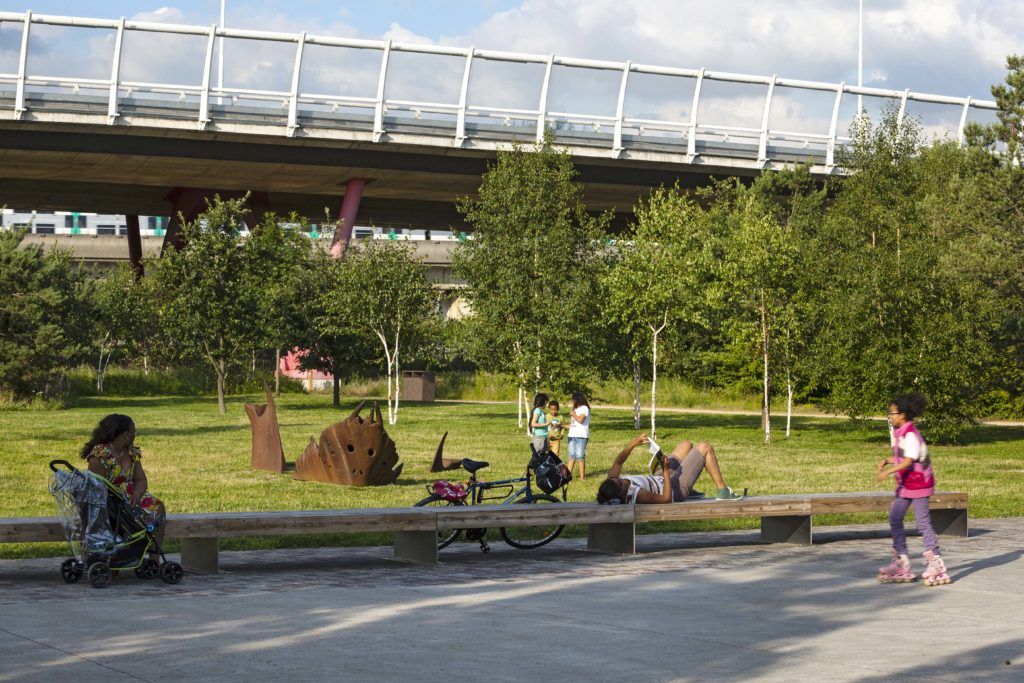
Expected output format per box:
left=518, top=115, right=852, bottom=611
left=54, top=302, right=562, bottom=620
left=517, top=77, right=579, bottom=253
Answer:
left=436, top=502, right=633, bottom=528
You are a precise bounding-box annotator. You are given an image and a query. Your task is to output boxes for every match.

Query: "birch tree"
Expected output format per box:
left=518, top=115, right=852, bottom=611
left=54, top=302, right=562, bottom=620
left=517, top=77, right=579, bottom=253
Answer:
left=723, top=197, right=799, bottom=444
left=603, top=186, right=714, bottom=438
left=454, top=137, right=609, bottom=427
left=338, top=240, right=435, bottom=425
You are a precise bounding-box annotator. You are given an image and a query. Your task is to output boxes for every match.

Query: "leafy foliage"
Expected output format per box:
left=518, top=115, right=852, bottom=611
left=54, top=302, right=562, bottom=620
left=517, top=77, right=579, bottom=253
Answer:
left=0, top=230, right=93, bottom=402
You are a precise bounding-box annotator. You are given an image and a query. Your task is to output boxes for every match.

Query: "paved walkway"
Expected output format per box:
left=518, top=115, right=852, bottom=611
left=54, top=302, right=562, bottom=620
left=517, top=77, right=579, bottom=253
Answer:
left=1, top=520, right=1022, bottom=682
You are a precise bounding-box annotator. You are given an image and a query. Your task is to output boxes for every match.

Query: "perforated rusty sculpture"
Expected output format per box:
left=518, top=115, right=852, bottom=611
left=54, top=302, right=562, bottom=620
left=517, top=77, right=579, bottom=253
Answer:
left=293, top=401, right=403, bottom=486
left=244, top=382, right=286, bottom=474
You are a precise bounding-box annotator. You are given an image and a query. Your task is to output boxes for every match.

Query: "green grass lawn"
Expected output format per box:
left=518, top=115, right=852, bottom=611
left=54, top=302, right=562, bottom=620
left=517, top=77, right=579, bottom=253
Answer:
left=3, top=393, right=1022, bottom=558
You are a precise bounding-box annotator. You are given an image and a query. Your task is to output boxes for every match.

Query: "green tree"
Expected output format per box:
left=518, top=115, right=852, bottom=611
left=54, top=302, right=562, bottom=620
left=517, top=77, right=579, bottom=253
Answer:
left=814, top=111, right=998, bottom=439
left=339, top=240, right=436, bottom=425
left=721, top=194, right=800, bottom=444
left=455, top=137, right=609, bottom=427
left=300, top=248, right=376, bottom=408
left=0, top=230, right=93, bottom=401
left=603, top=186, right=715, bottom=437
left=93, top=263, right=153, bottom=392
left=244, top=212, right=317, bottom=396
left=149, top=196, right=258, bottom=413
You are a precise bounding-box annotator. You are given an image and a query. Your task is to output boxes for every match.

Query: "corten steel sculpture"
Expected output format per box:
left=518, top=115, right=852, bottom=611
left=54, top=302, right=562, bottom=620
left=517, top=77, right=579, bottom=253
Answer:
left=429, top=432, right=462, bottom=473
left=293, top=401, right=403, bottom=486
left=244, top=382, right=286, bottom=474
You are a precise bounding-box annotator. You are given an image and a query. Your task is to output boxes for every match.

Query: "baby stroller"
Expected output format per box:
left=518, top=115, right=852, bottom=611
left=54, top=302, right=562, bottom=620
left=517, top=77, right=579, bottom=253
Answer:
left=48, top=459, right=183, bottom=588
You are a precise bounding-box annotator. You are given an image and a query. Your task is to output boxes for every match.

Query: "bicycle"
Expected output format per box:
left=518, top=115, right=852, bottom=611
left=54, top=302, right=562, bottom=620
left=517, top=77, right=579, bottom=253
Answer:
left=413, top=456, right=567, bottom=553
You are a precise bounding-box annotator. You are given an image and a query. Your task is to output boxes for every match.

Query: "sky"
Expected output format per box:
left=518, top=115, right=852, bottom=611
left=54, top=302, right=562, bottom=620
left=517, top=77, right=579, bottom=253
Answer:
left=2, top=1, right=1020, bottom=137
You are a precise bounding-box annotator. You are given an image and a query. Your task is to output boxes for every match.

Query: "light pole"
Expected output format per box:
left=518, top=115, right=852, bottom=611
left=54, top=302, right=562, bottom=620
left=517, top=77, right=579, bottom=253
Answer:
left=217, top=0, right=225, bottom=102
left=857, top=0, right=863, bottom=115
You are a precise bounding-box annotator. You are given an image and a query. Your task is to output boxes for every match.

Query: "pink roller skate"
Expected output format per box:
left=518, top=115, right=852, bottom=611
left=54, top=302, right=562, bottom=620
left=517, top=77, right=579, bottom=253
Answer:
left=921, top=550, right=952, bottom=587
left=878, top=550, right=916, bottom=583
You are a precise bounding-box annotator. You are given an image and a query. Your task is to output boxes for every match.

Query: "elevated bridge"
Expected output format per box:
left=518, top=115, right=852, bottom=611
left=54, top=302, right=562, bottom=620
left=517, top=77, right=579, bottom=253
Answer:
left=0, top=10, right=998, bottom=264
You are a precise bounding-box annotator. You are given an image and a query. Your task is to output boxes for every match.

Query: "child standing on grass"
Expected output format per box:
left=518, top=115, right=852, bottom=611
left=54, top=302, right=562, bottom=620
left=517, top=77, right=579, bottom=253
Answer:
left=529, top=392, right=550, bottom=453
left=547, top=400, right=565, bottom=456
left=566, top=392, right=590, bottom=480
left=876, top=393, right=952, bottom=586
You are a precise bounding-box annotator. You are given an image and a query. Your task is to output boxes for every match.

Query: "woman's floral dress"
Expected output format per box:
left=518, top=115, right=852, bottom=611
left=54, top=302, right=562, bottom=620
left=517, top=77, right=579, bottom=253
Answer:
left=88, top=444, right=165, bottom=528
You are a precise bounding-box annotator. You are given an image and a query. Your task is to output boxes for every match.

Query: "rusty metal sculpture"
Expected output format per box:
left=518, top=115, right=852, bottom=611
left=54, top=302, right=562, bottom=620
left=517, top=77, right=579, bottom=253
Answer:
left=430, top=431, right=462, bottom=472
left=244, top=382, right=286, bottom=474
left=293, top=401, right=403, bottom=486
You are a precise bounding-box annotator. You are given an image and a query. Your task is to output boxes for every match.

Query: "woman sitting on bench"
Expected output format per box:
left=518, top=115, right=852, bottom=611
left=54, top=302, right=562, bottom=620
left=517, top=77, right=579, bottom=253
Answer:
left=596, top=434, right=744, bottom=504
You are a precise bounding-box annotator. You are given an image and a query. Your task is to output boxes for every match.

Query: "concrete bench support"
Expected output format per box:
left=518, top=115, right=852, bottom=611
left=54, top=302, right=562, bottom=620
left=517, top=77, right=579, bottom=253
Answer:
left=931, top=507, right=968, bottom=538
left=181, top=537, right=219, bottom=573
left=393, top=530, right=439, bottom=565
left=761, top=515, right=812, bottom=545
left=587, top=522, right=636, bottom=555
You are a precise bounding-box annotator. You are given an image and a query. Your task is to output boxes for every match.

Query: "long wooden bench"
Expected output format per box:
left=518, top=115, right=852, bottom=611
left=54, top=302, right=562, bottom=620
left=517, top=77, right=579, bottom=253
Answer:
left=0, top=491, right=968, bottom=571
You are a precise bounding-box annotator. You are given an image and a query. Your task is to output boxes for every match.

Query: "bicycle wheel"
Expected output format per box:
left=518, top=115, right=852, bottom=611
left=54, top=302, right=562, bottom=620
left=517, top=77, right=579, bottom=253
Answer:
left=413, top=494, right=464, bottom=550
left=499, top=493, right=565, bottom=550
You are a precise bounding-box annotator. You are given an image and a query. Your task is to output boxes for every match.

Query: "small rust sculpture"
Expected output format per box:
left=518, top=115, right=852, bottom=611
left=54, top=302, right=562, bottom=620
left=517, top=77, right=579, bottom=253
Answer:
left=430, top=432, right=462, bottom=472
left=293, top=401, right=403, bottom=486
left=244, top=382, right=285, bottom=474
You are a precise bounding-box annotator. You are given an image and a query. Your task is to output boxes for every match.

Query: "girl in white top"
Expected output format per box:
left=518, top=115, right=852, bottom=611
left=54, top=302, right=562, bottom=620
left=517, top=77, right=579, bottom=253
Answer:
left=566, top=392, right=590, bottom=480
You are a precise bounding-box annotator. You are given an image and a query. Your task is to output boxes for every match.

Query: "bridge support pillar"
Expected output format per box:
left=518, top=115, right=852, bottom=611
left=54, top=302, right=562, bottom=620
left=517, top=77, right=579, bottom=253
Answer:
left=125, top=214, right=143, bottom=277
left=330, top=178, right=366, bottom=259
left=244, top=191, right=273, bottom=230
left=162, top=187, right=214, bottom=255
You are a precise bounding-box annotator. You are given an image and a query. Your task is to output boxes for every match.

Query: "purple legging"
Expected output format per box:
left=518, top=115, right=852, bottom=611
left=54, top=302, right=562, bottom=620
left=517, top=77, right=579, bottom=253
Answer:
left=889, top=496, right=939, bottom=554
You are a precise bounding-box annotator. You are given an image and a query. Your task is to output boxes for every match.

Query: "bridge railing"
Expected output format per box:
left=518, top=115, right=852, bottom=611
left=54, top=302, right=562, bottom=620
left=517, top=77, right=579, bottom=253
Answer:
left=0, top=10, right=1000, bottom=171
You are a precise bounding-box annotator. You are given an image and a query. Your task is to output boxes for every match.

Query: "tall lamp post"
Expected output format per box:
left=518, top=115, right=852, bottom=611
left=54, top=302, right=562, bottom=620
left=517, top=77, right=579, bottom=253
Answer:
left=857, top=0, right=863, bottom=115
left=218, top=0, right=225, bottom=102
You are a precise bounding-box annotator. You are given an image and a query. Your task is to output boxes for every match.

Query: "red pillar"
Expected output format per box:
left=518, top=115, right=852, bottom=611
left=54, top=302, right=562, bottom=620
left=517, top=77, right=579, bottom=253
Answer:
left=329, top=178, right=366, bottom=259
left=125, top=214, right=143, bottom=278
left=161, top=188, right=215, bottom=255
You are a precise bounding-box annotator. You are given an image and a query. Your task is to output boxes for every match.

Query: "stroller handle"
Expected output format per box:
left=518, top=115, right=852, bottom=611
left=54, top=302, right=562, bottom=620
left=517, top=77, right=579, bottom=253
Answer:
left=49, top=459, right=77, bottom=473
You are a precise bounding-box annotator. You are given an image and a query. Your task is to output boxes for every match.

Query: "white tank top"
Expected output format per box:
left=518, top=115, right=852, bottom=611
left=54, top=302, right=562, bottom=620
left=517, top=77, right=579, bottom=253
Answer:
left=622, top=474, right=664, bottom=503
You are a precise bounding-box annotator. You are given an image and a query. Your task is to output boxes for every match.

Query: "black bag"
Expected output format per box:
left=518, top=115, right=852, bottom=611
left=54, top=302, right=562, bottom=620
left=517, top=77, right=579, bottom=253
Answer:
left=531, top=449, right=572, bottom=494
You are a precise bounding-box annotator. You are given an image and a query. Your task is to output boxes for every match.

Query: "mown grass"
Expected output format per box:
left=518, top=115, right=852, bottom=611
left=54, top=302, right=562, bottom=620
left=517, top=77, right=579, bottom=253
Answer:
left=3, top=393, right=1022, bottom=558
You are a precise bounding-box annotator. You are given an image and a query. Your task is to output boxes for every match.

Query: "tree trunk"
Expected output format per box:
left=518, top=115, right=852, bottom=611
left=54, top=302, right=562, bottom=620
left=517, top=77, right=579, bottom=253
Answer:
left=96, top=349, right=106, bottom=394
left=143, top=355, right=149, bottom=376
left=650, top=330, right=659, bottom=439
left=274, top=347, right=281, bottom=397
left=332, top=375, right=340, bottom=407
left=390, top=333, right=400, bottom=425
left=632, top=361, right=642, bottom=430
left=517, top=384, right=524, bottom=430
left=786, top=368, right=793, bottom=438
left=216, top=358, right=227, bottom=414
left=759, top=287, right=771, bottom=444
left=252, top=349, right=256, bottom=372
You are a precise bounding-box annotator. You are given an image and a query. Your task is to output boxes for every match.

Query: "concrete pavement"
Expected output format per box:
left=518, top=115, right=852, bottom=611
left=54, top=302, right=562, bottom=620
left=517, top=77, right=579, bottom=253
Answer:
left=1, top=519, right=1022, bottom=682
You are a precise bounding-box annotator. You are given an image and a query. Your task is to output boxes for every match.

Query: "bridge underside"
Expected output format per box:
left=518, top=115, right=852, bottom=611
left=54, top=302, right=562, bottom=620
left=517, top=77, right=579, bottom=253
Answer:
left=0, top=122, right=762, bottom=233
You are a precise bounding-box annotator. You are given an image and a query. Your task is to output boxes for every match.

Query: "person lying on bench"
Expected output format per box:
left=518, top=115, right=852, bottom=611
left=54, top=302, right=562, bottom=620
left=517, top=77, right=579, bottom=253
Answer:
left=596, top=434, right=744, bottom=504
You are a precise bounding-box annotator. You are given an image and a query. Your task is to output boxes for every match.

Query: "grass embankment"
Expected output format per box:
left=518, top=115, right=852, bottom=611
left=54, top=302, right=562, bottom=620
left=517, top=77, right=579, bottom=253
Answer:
left=2, top=394, right=1022, bottom=558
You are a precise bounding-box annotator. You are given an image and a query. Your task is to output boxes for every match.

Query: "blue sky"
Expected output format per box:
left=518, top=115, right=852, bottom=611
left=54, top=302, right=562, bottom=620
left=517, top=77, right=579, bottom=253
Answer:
left=14, top=1, right=522, bottom=39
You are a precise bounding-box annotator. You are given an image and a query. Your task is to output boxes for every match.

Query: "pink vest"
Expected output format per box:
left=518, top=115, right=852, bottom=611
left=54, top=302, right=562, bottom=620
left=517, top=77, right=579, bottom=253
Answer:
left=892, top=421, right=935, bottom=498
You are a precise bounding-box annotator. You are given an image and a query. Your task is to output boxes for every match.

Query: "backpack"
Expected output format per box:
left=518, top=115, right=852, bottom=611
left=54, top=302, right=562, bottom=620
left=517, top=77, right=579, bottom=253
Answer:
left=530, top=448, right=572, bottom=495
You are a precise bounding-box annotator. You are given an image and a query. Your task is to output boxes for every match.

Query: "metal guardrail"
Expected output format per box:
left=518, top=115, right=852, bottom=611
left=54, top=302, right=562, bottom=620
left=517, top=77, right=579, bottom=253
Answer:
left=0, top=10, right=999, bottom=172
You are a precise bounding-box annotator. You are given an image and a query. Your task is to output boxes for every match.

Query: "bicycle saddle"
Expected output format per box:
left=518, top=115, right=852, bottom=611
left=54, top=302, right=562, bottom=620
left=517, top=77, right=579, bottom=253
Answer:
left=460, top=458, right=489, bottom=474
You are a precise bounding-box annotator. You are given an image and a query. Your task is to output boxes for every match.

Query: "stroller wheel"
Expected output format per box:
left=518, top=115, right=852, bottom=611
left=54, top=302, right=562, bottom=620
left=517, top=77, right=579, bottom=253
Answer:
left=87, top=562, right=112, bottom=589
left=135, top=558, right=160, bottom=580
left=60, top=558, right=83, bottom=584
left=160, top=561, right=184, bottom=585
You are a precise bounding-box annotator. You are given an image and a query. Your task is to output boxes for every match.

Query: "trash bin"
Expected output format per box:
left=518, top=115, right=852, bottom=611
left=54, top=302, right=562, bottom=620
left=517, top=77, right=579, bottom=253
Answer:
left=401, top=370, right=436, bottom=402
